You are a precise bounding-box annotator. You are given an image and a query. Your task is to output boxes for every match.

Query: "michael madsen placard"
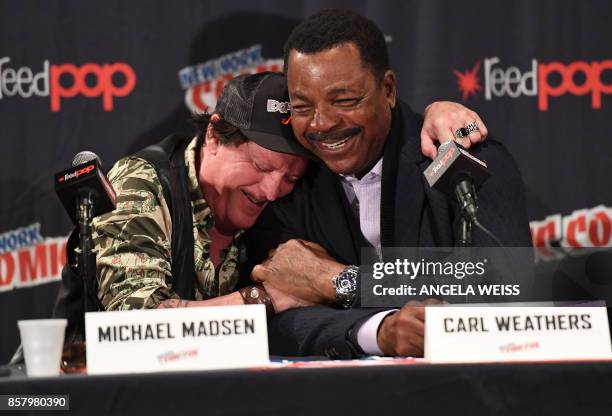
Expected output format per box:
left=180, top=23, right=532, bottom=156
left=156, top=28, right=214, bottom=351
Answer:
left=85, top=305, right=269, bottom=374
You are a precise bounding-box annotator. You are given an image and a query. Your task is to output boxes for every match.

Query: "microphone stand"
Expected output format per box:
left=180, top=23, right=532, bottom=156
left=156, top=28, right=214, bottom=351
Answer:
left=454, top=179, right=478, bottom=304
left=75, top=192, right=97, bottom=334
left=455, top=179, right=478, bottom=247
left=458, top=217, right=472, bottom=247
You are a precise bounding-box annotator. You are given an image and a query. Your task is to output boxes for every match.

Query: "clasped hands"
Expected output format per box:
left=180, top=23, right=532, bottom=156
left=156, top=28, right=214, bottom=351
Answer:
left=251, top=239, right=445, bottom=357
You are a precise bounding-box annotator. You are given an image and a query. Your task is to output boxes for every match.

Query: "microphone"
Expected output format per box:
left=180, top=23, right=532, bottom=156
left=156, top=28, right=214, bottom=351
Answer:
left=424, top=141, right=492, bottom=246
left=54, top=151, right=116, bottom=223
left=424, top=141, right=490, bottom=218
left=54, top=151, right=114, bottom=321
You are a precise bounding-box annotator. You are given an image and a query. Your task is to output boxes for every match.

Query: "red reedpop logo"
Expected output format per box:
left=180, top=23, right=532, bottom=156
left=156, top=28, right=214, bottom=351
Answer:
left=452, top=57, right=612, bottom=111
left=50, top=63, right=136, bottom=111
left=453, top=61, right=482, bottom=102
left=57, top=164, right=96, bottom=183
left=0, top=57, right=136, bottom=112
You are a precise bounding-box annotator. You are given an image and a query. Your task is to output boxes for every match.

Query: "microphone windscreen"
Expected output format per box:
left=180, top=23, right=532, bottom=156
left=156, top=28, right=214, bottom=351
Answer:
left=72, top=151, right=102, bottom=167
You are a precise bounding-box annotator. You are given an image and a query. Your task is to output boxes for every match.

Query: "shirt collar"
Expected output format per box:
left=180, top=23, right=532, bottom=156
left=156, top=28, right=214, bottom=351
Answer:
left=185, top=136, right=202, bottom=195
left=339, top=157, right=384, bottom=185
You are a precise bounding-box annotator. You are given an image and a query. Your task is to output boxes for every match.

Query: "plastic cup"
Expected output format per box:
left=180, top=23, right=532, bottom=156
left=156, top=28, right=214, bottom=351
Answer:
left=17, top=319, right=67, bottom=377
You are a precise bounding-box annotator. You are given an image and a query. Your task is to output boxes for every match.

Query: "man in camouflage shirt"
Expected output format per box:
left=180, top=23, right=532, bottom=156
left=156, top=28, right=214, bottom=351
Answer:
left=93, top=138, right=242, bottom=310
left=92, top=72, right=310, bottom=312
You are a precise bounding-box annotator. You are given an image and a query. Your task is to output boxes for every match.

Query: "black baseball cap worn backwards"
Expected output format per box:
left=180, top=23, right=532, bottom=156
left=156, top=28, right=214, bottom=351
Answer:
left=215, top=71, right=311, bottom=158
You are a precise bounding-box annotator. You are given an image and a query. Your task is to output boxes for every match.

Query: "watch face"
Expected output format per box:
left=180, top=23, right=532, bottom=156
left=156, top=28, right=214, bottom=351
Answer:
left=336, top=270, right=357, bottom=295
left=339, top=279, right=352, bottom=290
left=335, top=266, right=358, bottom=308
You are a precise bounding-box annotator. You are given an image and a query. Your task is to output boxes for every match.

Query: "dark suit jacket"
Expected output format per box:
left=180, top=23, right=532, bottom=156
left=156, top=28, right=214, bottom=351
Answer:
left=243, top=101, right=532, bottom=358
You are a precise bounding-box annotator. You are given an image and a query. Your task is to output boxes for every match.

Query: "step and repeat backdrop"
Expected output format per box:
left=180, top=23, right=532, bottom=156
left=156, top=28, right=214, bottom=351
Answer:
left=1, top=0, right=611, bottom=361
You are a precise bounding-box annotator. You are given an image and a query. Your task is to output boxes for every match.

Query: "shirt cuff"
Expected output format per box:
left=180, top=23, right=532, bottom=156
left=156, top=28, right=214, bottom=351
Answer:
left=356, top=309, right=398, bottom=356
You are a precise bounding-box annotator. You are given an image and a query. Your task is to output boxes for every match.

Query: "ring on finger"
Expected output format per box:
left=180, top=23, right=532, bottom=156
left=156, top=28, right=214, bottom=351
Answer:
left=465, top=121, right=480, bottom=135
left=454, top=127, right=469, bottom=139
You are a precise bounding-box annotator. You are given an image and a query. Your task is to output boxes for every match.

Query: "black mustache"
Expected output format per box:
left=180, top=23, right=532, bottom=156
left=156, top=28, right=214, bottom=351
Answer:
left=305, top=127, right=362, bottom=142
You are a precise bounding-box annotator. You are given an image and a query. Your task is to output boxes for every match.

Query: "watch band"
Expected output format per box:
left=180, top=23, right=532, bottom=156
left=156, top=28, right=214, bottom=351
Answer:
left=239, top=284, right=275, bottom=320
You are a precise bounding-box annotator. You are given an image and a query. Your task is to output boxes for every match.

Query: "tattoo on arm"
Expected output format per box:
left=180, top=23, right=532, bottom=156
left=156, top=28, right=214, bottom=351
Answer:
left=158, top=299, right=190, bottom=308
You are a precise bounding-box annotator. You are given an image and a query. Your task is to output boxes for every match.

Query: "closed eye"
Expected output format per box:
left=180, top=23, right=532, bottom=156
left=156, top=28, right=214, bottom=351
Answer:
left=291, top=105, right=311, bottom=114
left=253, top=161, right=272, bottom=173
left=335, top=98, right=360, bottom=106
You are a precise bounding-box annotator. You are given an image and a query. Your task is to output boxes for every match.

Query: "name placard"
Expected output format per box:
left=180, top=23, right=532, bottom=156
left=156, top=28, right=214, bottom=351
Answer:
left=85, top=305, right=269, bottom=375
left=425, top=306, right=612, bottom=363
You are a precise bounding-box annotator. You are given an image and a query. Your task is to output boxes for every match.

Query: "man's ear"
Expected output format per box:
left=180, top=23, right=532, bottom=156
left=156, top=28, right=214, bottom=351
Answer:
left=382, top=70, right=397, bottom=109
left=205, top=122, right=220, bottom=155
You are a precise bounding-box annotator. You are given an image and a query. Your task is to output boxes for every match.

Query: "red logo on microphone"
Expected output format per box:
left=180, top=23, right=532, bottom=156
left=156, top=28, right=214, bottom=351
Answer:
left=59, top=164, right=96, bottom=183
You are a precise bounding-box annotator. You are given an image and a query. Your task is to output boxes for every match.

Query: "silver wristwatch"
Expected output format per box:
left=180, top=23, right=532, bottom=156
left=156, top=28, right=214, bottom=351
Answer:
left=332, top=265, right=359, bottom=308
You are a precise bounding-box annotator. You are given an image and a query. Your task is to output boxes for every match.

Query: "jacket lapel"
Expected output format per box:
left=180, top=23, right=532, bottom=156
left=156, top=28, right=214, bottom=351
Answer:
left=381, top=104, right=428, bottom=247
left=309, top=164, right=363, bottom=265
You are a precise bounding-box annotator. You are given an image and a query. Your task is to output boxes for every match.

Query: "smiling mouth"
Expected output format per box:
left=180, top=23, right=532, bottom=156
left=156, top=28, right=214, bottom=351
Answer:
left=320, top=136, right=353, bottom=150
left=241, top=190, right=266, bottom=206
left=307, top=127, right=361, bottom=152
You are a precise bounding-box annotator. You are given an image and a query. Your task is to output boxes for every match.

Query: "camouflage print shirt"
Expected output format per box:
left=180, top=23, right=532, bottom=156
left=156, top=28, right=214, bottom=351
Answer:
left=92, top=136, right=242, bottom=310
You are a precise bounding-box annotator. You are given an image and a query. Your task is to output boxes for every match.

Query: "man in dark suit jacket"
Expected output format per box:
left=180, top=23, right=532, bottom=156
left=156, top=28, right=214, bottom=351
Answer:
left=244, top=9, right=532, bottom=358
